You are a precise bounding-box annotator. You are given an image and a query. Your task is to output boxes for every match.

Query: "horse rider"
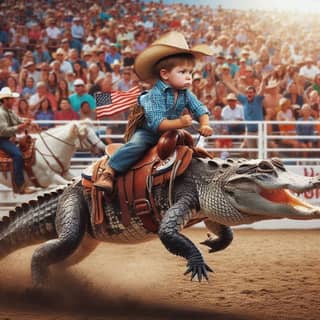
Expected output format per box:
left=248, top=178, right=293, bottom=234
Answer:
left=0, top=87, right=35, bottom=194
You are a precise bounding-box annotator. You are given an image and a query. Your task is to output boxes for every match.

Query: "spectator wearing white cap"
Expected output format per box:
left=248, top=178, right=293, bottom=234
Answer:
left=3, top=51, right=20, bottom=73
left=299, top=57, right=320, bottom=83
left=82, top=36, right=96, bottom=52
left=68, top=78, right=96, bottom=113
left=52, top=48, right=73, bottom=75
left=71, top=17, right=84, bottom=53
left=221, top=93, right=245, bottom=135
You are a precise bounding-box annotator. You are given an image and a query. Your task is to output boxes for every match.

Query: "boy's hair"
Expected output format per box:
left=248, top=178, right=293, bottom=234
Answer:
left=152, top=53, right=196, bottom=79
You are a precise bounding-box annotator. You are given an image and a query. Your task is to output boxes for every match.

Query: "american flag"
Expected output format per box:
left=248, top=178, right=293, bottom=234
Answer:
left=95, top=86, right=141, bottom=118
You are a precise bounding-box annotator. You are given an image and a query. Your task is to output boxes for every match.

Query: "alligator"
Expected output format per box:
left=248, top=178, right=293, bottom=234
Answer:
left=1, top=155, right=320, bottom=288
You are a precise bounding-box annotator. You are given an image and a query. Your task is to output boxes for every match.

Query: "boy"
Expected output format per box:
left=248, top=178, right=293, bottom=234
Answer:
left=94, top=31, right=214, bottom=193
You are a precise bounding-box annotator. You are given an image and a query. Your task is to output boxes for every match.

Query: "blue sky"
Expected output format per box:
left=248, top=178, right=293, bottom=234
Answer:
left=152, top=0, right=320, bottom=12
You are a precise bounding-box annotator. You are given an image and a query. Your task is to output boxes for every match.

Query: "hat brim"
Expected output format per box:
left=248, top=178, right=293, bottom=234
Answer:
left=0, top=92, right=19, bottom=99
left=134, top=43, right=213, bottom=81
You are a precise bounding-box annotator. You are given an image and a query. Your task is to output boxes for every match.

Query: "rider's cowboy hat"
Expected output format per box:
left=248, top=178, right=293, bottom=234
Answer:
left=0, top=87, right=19, bottom=100
left=134, top=31, right=213, bottom=81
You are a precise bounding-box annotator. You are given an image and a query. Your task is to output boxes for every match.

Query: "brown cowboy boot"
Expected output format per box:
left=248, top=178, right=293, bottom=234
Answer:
left=94, top=165, right=115, bottom=193
left=17, top=184, right=35, bottom=194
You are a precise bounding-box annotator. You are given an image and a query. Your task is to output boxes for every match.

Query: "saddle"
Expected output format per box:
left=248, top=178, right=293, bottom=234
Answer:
left=83, top=130, right=212, bottom=233
left=0, top=135, right=40, bottom=191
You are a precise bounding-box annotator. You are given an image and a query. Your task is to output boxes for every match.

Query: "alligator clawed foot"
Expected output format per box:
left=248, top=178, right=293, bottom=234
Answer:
left=184, top=254, right=214, bottom=282
left=24, top=286, right=58, bottom=303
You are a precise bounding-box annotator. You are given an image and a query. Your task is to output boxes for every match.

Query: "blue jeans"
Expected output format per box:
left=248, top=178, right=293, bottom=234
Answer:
left=108, top=129, right=159, bottom=173
left=0, top=138, right=24, bottom=187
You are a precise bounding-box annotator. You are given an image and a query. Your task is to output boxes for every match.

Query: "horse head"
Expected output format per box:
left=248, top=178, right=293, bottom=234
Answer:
left=73, top=119, right=106, bottom=156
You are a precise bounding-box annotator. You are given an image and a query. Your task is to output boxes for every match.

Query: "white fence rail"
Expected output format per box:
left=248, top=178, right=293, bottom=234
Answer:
left=1, top=119, right=320, bottom=228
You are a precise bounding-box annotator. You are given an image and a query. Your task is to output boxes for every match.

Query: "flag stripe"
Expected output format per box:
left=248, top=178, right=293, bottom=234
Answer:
left=96, top=86, right=141, bottom=118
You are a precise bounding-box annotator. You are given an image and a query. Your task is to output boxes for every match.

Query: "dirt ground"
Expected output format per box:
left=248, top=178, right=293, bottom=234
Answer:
left=0, top=228, right=319, bottom=320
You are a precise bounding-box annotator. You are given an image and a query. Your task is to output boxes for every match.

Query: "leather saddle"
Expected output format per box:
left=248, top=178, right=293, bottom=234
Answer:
left=0, top=135, right=40, bottom=190
left=83, top=130, right=212, bottom=232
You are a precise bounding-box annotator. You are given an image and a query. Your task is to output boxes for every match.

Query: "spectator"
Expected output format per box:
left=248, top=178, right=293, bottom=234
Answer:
left=117, top=67, right=135, bottom=91
left=68, top=78, right=96, bottom=113
left=34, top=97, right=54, bottom=129
left=223, top=73, right=271, bottom=157
left=96, top=49, right=113, bottom=74
left=21, top=76, right=36, bottom=99
left=296, top=104, right=316, bottom=158
left=52, top=48, right=73, bottom=74
left=73, top=60, right=88, bottom=84
left=71, top=17, right=84, bottom=53
left=32, top=43, right=51, bottom=65
left=221, top=93, right=245, bottom=136
left=3, top=51, right=20, bottom=73
left=28, top=81, right=57, bottom=113
left=54, top=98, right=79, bottom=121
left=17, top=98, right=34, bottom=120
left=79, top=100, right=96, bottom=120
left=23, top=61, right=41, bottom=83
left=276, top=97, right=301, bottom=152
left=105, top=43, right=121, bottom=66
left=284, top=81, right=304, bottom=107
left=56, top=78, right=70, bottom=103
left=111, top=60, right=122, bottom=89
left=299, top=57, right=320, bottom=85
left=47, top=71, right=59, bottom=95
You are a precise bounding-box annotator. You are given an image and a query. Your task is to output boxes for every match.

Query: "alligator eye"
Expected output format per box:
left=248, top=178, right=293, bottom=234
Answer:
left=271, top=157, right=285, bottom=171
left=257, top=160, right=274, bottom=173
left=236, top=164, right=258, bottom=174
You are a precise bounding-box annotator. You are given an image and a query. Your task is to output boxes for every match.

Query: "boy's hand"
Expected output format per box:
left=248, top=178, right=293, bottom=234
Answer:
left=180, top=114, right=193, bottom=128
left=199, top=125, right=213, bottom=137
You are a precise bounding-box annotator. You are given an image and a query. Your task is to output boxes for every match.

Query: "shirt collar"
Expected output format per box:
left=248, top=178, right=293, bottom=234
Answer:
left=154, top=79, right=186, bottom=93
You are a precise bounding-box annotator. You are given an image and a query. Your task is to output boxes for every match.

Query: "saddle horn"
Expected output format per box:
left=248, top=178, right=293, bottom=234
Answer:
left=157, top=129, right=194, bottom=160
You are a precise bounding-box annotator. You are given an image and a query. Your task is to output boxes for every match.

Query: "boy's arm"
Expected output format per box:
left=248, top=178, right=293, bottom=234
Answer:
left=198, top=114, right=213, bottom=137
left=158, top=114, right=193, bottom=133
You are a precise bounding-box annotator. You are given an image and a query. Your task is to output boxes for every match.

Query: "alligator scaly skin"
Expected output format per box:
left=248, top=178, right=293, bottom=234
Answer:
left=0, top=188, right=64, bottom=259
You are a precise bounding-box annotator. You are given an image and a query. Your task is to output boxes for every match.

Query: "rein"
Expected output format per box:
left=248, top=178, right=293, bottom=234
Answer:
left=35, top=130, right=76, bottom=176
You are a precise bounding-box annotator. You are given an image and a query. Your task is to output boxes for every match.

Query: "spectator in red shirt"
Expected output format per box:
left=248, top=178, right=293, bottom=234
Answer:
left=54, top=98, right=79, bottom=122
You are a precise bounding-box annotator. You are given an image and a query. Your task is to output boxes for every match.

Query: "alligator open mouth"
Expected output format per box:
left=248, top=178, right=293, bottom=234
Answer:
left=260, top=188, right=314, bottom=210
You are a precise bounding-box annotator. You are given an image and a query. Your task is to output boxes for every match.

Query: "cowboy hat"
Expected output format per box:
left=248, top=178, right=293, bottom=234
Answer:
left=0, top=87, right=19, bottom=100
left=52, top=48, right=66, bottom=60
left=226, top=93, right=237, bottom=101
left=134, top=31, right=213, bottom=81
left=266, top=79, right=280, bottom=89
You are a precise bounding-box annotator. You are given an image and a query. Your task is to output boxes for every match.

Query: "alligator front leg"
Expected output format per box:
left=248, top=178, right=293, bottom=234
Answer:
left=158, top=193, right=213, bottom=282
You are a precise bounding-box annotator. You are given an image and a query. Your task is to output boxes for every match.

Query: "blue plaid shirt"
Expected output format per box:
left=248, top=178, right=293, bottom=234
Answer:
left=139, top=80, right=209, bottom=133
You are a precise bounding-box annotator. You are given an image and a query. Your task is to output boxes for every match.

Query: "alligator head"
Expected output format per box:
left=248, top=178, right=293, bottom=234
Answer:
left=199, top=158, right=320, bottom=225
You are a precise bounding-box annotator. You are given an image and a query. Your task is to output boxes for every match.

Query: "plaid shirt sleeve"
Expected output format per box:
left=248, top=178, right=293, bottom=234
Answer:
left=139, top=90, right=168, bottom=134
left=185, top=90, right=210, bottom=119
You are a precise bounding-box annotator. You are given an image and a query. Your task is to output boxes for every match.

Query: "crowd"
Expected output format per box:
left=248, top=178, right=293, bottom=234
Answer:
left=1, top=0, right=320, bottom=158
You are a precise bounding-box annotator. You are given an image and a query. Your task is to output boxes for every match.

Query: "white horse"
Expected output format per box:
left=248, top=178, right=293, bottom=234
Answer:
left=0, top=120, right=106, bottom=190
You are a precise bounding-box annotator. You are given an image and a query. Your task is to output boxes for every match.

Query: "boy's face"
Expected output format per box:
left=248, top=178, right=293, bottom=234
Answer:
left=160, top=64, right=193, bottom=90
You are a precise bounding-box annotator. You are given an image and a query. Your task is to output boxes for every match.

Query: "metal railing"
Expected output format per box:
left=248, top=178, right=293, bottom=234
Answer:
left=32, top=119, right=320, bottom=166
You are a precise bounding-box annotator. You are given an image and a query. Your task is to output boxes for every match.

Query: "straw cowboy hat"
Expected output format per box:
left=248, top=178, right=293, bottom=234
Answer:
left=266, top=79, right=280, bottom=89
left=0, top=87, right=19, bottom=100
left=134, top=31, right=213, bottom=81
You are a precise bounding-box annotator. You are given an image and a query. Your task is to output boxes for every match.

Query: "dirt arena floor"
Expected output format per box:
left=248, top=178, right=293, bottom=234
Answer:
left=0, top=228, right=319, bottom=320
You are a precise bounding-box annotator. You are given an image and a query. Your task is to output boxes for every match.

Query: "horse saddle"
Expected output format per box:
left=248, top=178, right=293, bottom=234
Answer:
left=82, top=129, right=212, bottom=232
left=0, top=135, right=39, bottom=189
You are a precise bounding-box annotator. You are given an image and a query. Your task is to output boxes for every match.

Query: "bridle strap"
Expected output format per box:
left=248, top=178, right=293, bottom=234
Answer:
left=36, top=130, right=74, bottom=176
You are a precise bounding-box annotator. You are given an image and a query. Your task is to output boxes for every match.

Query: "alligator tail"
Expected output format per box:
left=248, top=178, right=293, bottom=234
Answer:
left=0, top=187, right=66, bottom=260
